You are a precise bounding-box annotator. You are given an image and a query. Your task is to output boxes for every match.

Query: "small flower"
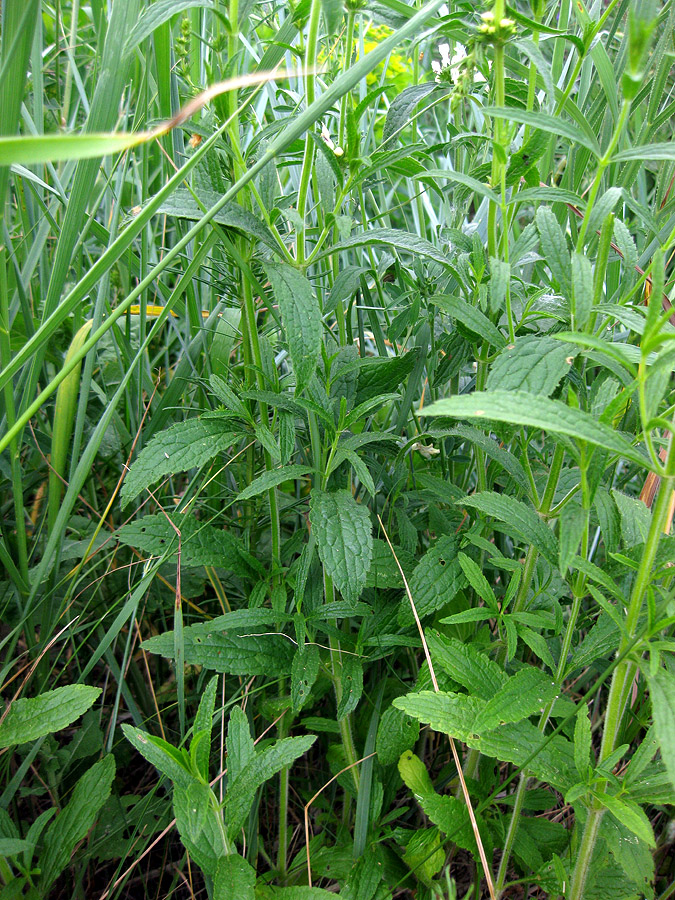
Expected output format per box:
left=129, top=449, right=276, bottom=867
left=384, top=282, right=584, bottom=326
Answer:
left=481, top=10, right=495, bottom=22
left=320, top=123, right=335, bottom=152
left=500, top=17, right=515, bottom=28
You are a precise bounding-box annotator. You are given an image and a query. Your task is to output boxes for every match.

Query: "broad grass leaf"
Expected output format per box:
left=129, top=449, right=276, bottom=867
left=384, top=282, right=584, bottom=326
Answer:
left=422, top=391, right=648, bottom=468
left=487, top=335, right=576, bottom=396
left=376, top=707, right=420, bottom=766
left=40, top=756, right=116, bottom=890
left=291, top=645, right=320, bottom=713
left=432, top=295, right=506, bottom=348
left=121, top=418, right=238, bottom=506
left=225, top=735, right=315, bottom=836
left=398, top=535, right=464, bottom=625
left=383, top=83, right=442, bottom=144
left=0, top=685, right=101, bottom=749
left=142, top=618, right=294, bottom=675
left=265, top=263, right=322, bottom=394
left=425, top=631, right=507, bottom=699
left=647, top=666, right=675, bottom=795
left=123, top=0, right=214, bottom=55
left=214, top=854, right=256, bottom=900
left=310, top=489, right=373, bottom=605
left=459, top=491, right=558, bottom=565
left=236, top=465, right=315, bottom=501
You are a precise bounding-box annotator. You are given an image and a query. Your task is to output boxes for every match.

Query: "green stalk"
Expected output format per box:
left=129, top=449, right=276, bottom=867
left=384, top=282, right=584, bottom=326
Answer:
left=569, top=429, right=675, bottom=900
left=296, top=0, right=322, bottom=265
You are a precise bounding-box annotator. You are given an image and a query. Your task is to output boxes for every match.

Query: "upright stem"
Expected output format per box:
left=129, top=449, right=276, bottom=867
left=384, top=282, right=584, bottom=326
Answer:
left=297, top=0, right=322, bottom=265
left=569, top=430, right=675, bottom=900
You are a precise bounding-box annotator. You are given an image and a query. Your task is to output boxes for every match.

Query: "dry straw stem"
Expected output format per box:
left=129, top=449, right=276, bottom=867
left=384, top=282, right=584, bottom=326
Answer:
left=378, top=515, right=497, bottom=900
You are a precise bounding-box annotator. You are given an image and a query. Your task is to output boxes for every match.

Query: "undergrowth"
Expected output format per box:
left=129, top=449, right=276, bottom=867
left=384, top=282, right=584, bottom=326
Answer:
left=1, top=0, right=675, bottom=898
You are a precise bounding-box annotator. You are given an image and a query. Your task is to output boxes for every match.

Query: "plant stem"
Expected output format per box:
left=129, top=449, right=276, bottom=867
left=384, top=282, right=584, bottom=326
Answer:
left=297, top=0, right=322, bottom=265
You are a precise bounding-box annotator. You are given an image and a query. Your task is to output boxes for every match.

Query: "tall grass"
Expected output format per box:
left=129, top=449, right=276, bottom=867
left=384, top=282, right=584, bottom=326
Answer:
left=1, top=1, right=675, bottom=898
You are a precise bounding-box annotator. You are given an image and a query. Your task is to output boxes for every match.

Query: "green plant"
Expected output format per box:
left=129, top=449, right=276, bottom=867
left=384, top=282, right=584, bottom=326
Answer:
left=1, top=0, right=675, bottom=898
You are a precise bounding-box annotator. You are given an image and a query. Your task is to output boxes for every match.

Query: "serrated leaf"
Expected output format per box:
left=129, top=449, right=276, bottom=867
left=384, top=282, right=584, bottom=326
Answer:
left=159, top=189, right=279, bottom=252
left=599, top=794, right=655, bottom=848
left=376, top=706, right=420, bottom=766
left=459, top=491, right=558, bottom=565
left=571, top=252, right=593, bottom=329
left=337, top=655, right=363, bottom=719
left=574, top=706, right=593, bottom=779
left=420, top=793, right=485, bottom=858
left=612, top=490, right=652, bottom=548
left=647, top=666, right=675, bottom=796
left=399, top=535, right=463, bottom=625
left=226, top=706, right=254, bottom=785
left=397, top=750, right=434, bottom=797
left=237, top=465, right=315, bottom=501
left=484, top=107, right=601, bottom=157
left=309, top=489, right=372, bottom=605
left=432, top=295, right=506, bottom=348
left=383, top=83, right=441, bottom=143
left=121, top=418, right=237, bottom=506
left=472, top=667, right=559, bottom=732
left=0, top=685, right=101, bottom=749
left=425, top=631, right=507, bottom=699
left=265, top=262, right=322, bottom=393
left=117, top=514, right=249, bottom=571
left=193, top=676, right=218, bottom=780
left=402, top=827, right=445, bottom=887
left=291, top=645, right=320, bottom=713
left=536, top=206, right=572, bottom=297
left=225, top=735, right=315, bottom=836
left=486, top=336, right=576, bottom=396
left=40, top=756, right=115, bottom=890
left=320, top=228, right=450, bottom=267
left=457, top=552, right=498, bottom=611
left=559, top=502, right=587, bottom=575
left=122, top=725, right=193, bottom=788
left=182, top=781, right=211, bottom=843
left=442, top=425, right=529, bottom=490
left=354, top=349, right=420, bottom=405
left=214, top=854, right=255, bottom=900
left=142, top=617, right=294, bottom=675
left=422, top=391, right=647, bottom=468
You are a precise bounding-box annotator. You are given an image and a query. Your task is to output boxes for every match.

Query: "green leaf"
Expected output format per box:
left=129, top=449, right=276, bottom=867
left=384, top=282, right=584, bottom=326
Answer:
left=117, top=514, right=249, bottom=570
left=214, top=853, right=256, bottom=900
left=399, top=535, right=464, bottom=625
left=182, top=781, right=211, bottom=843
left=40, top=756, right=116, bottom=890
left=321, top=228, right=451, bottom=268
left=420, top=793, right=485, bottom=858
left=612, top=142, right=675, bottom=162
left=225, top=735, right=316, bottom=836
left=122, top=725, right=194, bottom=788
left=401, top=827, right=445, bottom=887
left=611, top=490, right=652, bottom=548
left=376, top=706, right=420, bottom=766
left=226, top=707, right=255, bottom=784
left=383, top=83, right=442, bottom=144
left=397, top=750, right=434, bottom=797
left=0, top=685, right=101, bottom=749
left=647, top=666, right=675, bottom=795
left=598, top=794, right=656, bottom=848
left=291, top=645, right=320, bottom=713
left=432, top=295, right=506, bottom=348
left=484, top=107, right=601, bottom=156
left=237, top=465, right=315, bottom=501
left=442, top=425, right=529, bottom=491
left=486, top=336, right=576, bottom=396
left=354, top=349, right=420, bottom=405
left=574, top=706, right=593, bottom=780
left=425, top=631, right=507, bottom=698
left=571, top=252, right=593, bottom=329
left=472, top=668, right=559, bottom=733
left=193, top=676, right=218, bottom=780
left=265, top=263, right=322, bottom=394
left=337, top=655, right=363, bottom=719
left=536, top=207, right=572, bottom=297
left=559, top=502, right=587, bottom=575
left=120, top=418, right=237, bottom=506
left=320, top=0, right=344, bottom=33
left=309, top=489, right=373, bottom=605
left=457, top=552, right=498, bottom=611
left=459, top=491, right=558, bottom=565
left=142, top=619, right=294, bottom=675
left=159, top=190, right=279, bottom=252
left=123, top=0, right=213, bottom=54
left=422, top=391, right=648, bottom=468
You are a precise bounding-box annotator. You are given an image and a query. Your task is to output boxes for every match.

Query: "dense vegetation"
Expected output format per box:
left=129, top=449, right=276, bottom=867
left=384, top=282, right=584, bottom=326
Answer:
left=1, top=0, right=675, bottom=897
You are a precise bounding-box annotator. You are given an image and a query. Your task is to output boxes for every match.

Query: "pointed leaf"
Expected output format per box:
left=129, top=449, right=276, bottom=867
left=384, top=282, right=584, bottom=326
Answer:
left=310, top=489, right=373, bottom=605
left=0, top=686, right=101, bottom=749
